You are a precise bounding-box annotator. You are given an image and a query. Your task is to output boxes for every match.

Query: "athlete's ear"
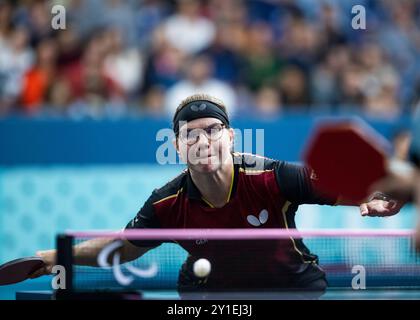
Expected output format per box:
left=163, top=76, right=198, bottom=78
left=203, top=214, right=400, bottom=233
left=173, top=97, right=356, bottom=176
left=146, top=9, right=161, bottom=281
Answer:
left=172, top=138, right=180, bottom=154
left=228, top=128, right=235, bottom=148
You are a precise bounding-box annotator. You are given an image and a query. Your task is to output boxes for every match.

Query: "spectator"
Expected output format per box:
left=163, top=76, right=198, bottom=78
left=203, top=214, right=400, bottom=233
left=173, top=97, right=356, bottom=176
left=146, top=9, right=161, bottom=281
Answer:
left=56, top=27, right=83, bottom=68
left=134, top=0, right=169, bottom=49
left=277, top=65, right=310, bottom=110
left=67, top=0, right=107, bottom=38
left=317, top=2, right=347, bottom=48
left=63, top=35, right=125, bottom=118
left=310, top=46, right=350, bottom=108
left=0, top=26, right=33, bottom=111
left=22, top=1, right=55, bottom=46
left=242, top=21, right=283, bottom=91
left=140, top=85, right=166, bottom=116
left=45, top=77, right=72, bottom=115
left=278, top=14, right=323, bottom=70
left=161, top=0, right=216, bottom=55
left=363, top=85, right=400, bottom=119
left=164, top=54, right=237, bottom=115
left=0, top=0, right=12, bottom=47
left=103, top=27, right=144, bottom=98
left=100, top=0, right=137, bottom=47
left=0, top=0, right=418, bottom=120
left=254, top=85, right=282, bottom=117
left=20, top=38, right=57, bottom=114
left=143, top=42, right=186, bottom=91
left=338, top=65, right=366, bottom=109
left=202, top=22, right=246, bottom=85
left=377, top=1, right=420, bottom=72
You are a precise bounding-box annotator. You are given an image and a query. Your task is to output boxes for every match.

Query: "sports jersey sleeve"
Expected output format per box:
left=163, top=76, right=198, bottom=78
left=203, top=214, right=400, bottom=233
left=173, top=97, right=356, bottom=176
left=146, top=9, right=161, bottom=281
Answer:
left=274, top=161, right=337, bottom=205
left=125, top=191, right=163, bottom=248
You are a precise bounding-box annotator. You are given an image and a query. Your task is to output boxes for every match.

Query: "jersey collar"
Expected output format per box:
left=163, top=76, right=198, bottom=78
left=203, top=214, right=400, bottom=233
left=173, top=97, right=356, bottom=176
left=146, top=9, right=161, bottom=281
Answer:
left=186, top=154, right=239, bottom=206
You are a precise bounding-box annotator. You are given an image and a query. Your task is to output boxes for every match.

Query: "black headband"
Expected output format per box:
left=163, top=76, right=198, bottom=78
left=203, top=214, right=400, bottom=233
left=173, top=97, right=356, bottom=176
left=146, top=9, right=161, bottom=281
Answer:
left=173, top=100, right=230, bottom=135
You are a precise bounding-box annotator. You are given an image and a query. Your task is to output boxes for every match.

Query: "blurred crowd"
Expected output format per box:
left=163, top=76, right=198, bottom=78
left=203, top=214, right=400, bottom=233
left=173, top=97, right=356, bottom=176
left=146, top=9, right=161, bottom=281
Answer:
left=0, top=0, right=419, bottom=119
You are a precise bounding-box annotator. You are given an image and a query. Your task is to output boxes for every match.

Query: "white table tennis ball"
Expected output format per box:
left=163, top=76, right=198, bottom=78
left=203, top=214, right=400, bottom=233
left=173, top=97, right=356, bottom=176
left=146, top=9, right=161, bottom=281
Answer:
left=193, top=258, right=211, bottom=278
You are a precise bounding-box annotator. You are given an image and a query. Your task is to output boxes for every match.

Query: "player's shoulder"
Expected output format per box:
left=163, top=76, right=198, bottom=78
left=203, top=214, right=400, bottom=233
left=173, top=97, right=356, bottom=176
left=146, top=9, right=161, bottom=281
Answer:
left=148, top=169, right=187, bottom=205
left=233, top=152, right=282, bottom=172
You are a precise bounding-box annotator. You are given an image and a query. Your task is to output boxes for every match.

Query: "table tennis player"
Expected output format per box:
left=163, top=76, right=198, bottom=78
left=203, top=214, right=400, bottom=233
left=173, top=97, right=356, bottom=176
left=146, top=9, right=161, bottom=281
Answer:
left=30, top=94, right=403, bottom=296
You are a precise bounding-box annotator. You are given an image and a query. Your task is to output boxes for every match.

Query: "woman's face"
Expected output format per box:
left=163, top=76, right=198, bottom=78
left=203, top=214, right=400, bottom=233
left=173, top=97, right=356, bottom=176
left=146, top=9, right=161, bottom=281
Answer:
left=176, top=117, right=233, bottom=173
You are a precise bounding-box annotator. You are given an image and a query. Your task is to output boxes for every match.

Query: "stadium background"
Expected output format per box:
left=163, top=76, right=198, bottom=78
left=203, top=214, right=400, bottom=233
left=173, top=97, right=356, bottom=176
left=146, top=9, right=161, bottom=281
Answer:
left=0, top=0, right=419, bottom=298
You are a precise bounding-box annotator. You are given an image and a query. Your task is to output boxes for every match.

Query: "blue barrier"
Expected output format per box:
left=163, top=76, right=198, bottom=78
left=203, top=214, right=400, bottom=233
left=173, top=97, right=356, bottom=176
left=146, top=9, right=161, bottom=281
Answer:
left=0, top=115, right=409, bottom=164
left=0, top=164, right=416, bottom=263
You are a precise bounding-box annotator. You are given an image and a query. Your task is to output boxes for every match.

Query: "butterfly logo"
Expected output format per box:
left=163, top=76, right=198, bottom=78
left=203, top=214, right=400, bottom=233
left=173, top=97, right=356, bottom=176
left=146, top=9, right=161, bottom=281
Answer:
left=246, top=209, right=269, bottom=227
left=310, top=170, right=318, bottom=181
left=190, top=103, right=207, bottom=112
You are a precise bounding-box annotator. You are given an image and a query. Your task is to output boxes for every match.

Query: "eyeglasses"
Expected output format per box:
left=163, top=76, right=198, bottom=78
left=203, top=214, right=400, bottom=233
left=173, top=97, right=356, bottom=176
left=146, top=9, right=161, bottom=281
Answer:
left=178, top=123, right=226, bottom=145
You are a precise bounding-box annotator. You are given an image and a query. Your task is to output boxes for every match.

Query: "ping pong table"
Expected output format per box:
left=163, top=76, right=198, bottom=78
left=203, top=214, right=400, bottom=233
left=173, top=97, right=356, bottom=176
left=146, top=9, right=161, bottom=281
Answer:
left=15, top=287, right=420, bottom=300
left=11, top=230, right=418, bottom=301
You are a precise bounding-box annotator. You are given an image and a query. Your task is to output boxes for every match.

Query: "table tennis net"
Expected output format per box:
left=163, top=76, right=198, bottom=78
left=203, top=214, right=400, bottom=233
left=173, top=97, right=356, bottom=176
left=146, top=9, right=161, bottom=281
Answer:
left=58, top=229, right=420, bottom=292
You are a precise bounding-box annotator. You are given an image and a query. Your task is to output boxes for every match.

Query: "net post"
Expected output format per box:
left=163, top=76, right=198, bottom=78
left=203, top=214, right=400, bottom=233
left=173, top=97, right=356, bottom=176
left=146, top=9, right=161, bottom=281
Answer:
left=54, top=233, right=74, bottom=299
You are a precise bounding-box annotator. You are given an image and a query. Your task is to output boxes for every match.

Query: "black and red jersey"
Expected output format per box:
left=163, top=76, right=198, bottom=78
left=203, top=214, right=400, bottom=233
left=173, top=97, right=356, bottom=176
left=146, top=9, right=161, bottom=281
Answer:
left=126, top=152, right=336, bottom=290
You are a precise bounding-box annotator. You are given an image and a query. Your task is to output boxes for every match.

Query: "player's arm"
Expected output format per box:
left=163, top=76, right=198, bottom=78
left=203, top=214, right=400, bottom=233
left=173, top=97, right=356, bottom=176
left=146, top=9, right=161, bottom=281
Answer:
left=30, top=239, right=153, bottom=278
left=73, top=238, right=152, bottom=266
left=31, top=192, right=161, bottom=278
left=275, top=161, right=403, bottom=216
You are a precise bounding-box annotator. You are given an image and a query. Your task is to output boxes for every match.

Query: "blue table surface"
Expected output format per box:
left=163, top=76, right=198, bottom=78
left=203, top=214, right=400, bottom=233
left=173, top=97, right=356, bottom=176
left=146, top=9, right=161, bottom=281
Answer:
left=11, top=288, right=420, bottom=300
left=3, top=277, right=420, bottom=300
